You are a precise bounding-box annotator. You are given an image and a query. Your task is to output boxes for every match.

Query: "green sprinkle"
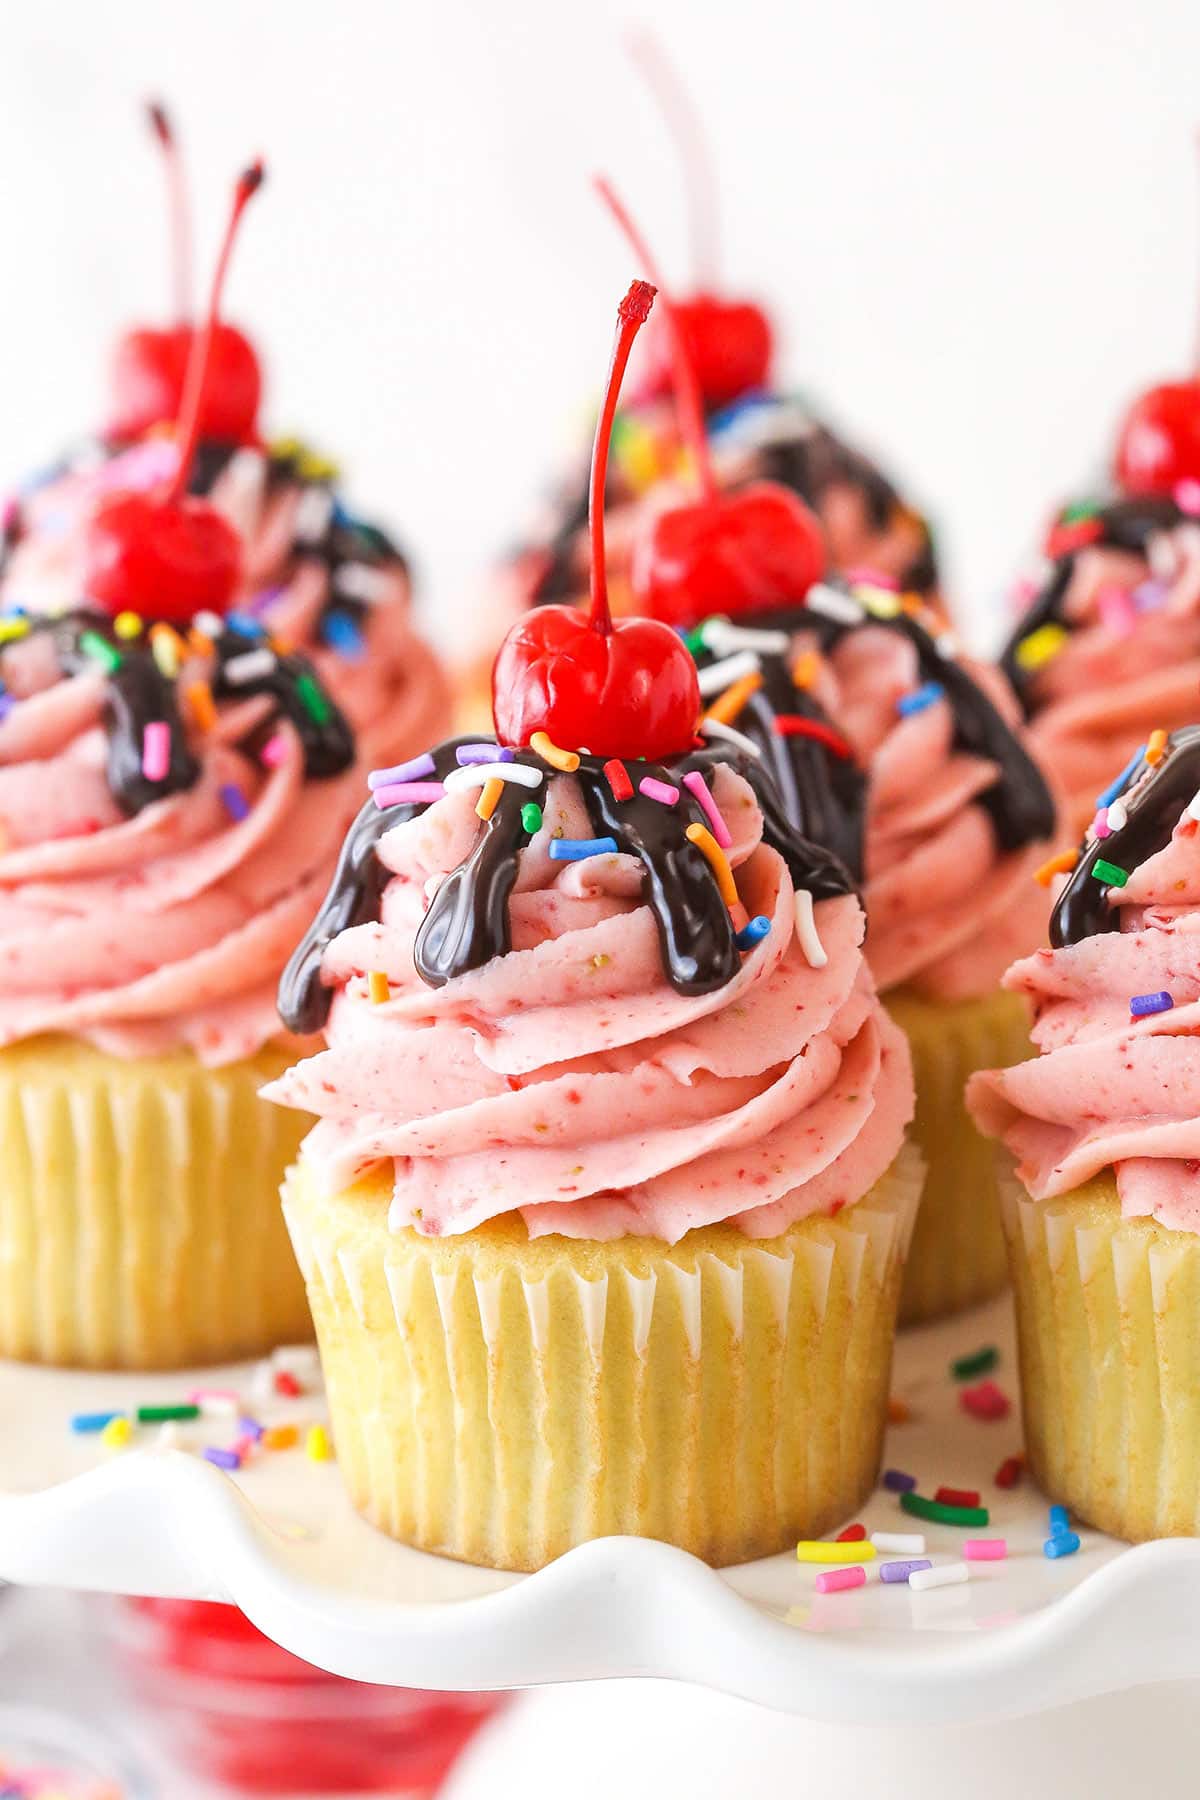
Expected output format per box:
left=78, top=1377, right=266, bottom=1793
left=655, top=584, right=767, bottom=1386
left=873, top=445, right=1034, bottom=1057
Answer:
left=684, top=624, right=710, bottom=655
left=136, top=1403, right=200, bottom=1424
left=521, top=802, right=543, bottom=834
left=951, top=1345, right=998, bottom=1381
left=1092, top=858, right=1129, bottom=888
left=295, top=670, right=332, bottom=726
left=901, top=1492, right=989, bottom=1527
left=79, top=630, right=122, bottom=673
left=1060, top=499, right=1101, bottom=524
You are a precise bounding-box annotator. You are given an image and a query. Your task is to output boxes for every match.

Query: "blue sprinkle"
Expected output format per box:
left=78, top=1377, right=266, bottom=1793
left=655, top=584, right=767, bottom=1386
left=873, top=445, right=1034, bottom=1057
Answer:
left=1095, top=745, right=1147, bottom=812
left=548, top=837, right=620, bottom=861
left=203, top=1446, right=241, bottom=1471
left=224, top=612, right=264, bottom=639
left=1130, top=991, right=1173, bottom=1018
left=71, top=1410, right=123, bottom=1434
left=1044, top=1531, right=1080, bottom=1559
left=1049, top=1504, right=1070, bottom=1530
left=320, top=610, right=365, bottom=660
left=896, top=681, right=944, bottom=718
left=735, top=915, right=771, bottom=951
left=706, top=389, right=773, bottom=437
left=220, top=783, right=250, bottom=822
left=883, top=1468, right=917, bottom=1493
left=456, top=743, right=513, bottom=766
left=0, top=692, right=15, bottom=722
left=880, top=1559, right=932, bottom=1583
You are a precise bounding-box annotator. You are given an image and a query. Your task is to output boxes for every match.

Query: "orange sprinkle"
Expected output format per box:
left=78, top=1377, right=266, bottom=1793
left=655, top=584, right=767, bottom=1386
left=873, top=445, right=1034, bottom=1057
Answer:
left=368, top=970, right=391, bottom=1005
left=262, top=1425, right=298, bottom=1451
left=887, top=1396, right=912, bottom=1425
left=1145, top=728, right=1169, bottom=766
left=530, top=729, right=580, bottom=772
left=476, top=776, right=504, bottom=821
left=685, top=822, right=738, bottom=907
left=185, top=680, right=217, bottom=733
left=703, top=669, right=763, bottom=726
left=269, top=635, right=294, bottom=657
left=1034, top=849, right=1078, bottom=888
left=790, top=650, right=821, bottom=690
left=189, top=627, right=214, bottom=659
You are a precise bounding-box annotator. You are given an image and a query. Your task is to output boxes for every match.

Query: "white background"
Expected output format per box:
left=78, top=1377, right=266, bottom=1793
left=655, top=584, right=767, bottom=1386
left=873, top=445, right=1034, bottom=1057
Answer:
left=2, top=0, right=1200, bottom=659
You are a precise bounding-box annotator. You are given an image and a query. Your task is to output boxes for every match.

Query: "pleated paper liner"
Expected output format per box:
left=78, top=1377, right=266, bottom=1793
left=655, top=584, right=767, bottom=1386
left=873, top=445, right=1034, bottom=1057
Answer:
left=0, top=1036, right=313, bottom=1370
left=887, top=984, right=1033, bottom=1326
left=283, top=1141, right=923, bottom=1573
left=1001, top=1162, right=1200, bottom=1541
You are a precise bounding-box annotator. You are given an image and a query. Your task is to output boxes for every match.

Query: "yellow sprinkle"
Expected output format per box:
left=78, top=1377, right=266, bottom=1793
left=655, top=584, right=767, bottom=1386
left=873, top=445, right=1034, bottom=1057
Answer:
left=306, top=1424, right=333, bottom=1462
left=263, top=1424, right=298, bottom=1450
left=685, top=822, right=739, bottom=907
left=703, top=669, right=763, bottom=727
left=0, top=617, right=30, bottom=644
left=1014, top=622, right=1068, bottom=671
left=186, top=679, right=218, bottom=734
left=1146, top=728, right=1169, bottom=766
left=791, top=650, right=821, bottom=690
left=476, top=776, right=504, bottom=821
left=113, top=610, right=143, bottom=640
left=1034, top=848, right=1079, bottom=888
left=530, top=730, right=580, bottom=772
left=101, top=1416, right=132, bottom=1450
left=367, top=970, right=391, bottom=1005
left=150, top=622, right=184, bottom=678
left=795, top=1540, right=877, bottom=1564
left=614, top=420, right=660, bottom=494
left=296, top=449, right=340, bottom=483
left=858, top=585, right=901, bottom=618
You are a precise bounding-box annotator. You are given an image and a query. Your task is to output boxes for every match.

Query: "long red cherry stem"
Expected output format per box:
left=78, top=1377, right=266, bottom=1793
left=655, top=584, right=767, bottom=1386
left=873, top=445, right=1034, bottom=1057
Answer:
left=627, top=30, right=719, bottom=288
left=147, top=99, right=193, bottom=323
left=593, top=175, right=718, bottom=504
left=167, top=159, right=265, bottom=502
left=589, top=280, right=657, bottom=634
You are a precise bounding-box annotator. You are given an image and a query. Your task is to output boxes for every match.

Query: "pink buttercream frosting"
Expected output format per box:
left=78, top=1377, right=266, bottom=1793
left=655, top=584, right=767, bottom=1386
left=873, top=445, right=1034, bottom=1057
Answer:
left=0, top=632, right=363, bottom=1065
left=263, top=763, right=914, bottom=1242
left=1021, top=522, right=1200, bottom=838
left=967, top=798, right=1200, bottom=1234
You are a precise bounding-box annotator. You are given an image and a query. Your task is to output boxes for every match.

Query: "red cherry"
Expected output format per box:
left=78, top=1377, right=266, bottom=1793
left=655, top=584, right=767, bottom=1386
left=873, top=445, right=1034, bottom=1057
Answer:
left=85, top=161, right=264, bottom=622
left=633, top=481, right=825, bottom=626
left=639, top=292, right=772, bottom=409
left=492, top=281, right=700, bottom=760
left=1113, top=379, right=1200, bottom=497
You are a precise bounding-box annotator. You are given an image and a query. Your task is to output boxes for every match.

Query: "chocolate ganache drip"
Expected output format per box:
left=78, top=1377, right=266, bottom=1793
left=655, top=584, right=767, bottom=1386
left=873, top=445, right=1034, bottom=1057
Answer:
left=277, top=735, right=857, bottom=1037
left=1050, top=725, right=1200, bottom=947
left=999, top=494, right=1185, bottom=715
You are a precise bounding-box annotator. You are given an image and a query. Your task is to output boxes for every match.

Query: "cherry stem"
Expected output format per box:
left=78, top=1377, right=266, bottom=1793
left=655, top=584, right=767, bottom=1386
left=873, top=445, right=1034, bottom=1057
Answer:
left=589, top=281, right=657, bottom=636
left=167, top=160, right=265, bottom=503
left=627, top=30, right=719, bottom=289
left=147, top=99, right=192, bottom=324
left=594, top=175, right=718, bottom=503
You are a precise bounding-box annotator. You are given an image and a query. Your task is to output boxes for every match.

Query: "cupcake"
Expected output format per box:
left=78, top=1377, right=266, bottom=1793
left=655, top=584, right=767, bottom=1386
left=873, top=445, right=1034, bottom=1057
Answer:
left=0, top=164, right=367, bottom=1370
left=265, top=282, right=918, bottom=1571
left=968, top=726, right=1200, bottom=1540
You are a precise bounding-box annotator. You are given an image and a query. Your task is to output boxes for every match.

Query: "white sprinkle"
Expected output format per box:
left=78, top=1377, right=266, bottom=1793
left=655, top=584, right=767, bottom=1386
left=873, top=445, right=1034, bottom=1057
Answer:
left=871, top=1531, right=926, bottom=1555
left=223, top=647, right=278, bottom=686
left=1107, top=799, right=1128, bottom=831
left=155, top=1422, right=185, bottom=1451
left=193, top=610, right=226, bottom=640
left=935, top=630, right=961, bottom=658
left=1147, top=532, right=1179, bottom=581
left=294, top=487, right=335, bottom=544
left=1187, top=789, right=1200, bottom=823
left=794, top=888, right=828, bottom=968
left=696, top=650, right=762, bottom=696
left=700, top=618, right=791, bottom=657
left=443, top=762, right=544, bottom=793
left=699, top=717, right=762, bottom=759
left=271, top=1344, right=323, bottom=1385
left=909, top=1561, right=969, bottom=1592
left=805, top=583, right=865, bottom=626
left=336, top=562, right=390, bottom=604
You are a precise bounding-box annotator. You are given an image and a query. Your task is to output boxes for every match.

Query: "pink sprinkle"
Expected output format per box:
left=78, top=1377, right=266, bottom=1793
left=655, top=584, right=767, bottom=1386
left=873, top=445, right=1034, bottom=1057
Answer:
left=844, top=565, right=899, bottom=591
left=639, top=776, right=680, bottom=807
left=1175, top=478, right=1200, bottom=516
left=1092, top=807, right=1111, bottom=839
left=373, top=780, right=446, bottom=809
left=260, top=732, right=288, bottom=768
left=815, top=1565, right=866, bottom=1594
left=1097, top=584, right=1137, bottom=639
left=142, top=720, right=170, bottom=782
left=682, top=770, right=733, bottom=848
left=233, top=1434, right=257, bottom=1461
left=965, top=1538, right=1008, bottom=1562
left=188, top=1387, right=239, bottom=1406
left=961, top=1379, right=1011, bottom=1421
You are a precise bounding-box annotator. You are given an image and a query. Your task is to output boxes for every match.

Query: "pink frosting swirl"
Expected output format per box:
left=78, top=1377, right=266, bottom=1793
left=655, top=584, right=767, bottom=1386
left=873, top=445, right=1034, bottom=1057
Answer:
left=967, top=803, right=1200, bottom=1233
left=0, top=632, right=363, bottom=1065
left=263, top=763, right=913, bottom=1242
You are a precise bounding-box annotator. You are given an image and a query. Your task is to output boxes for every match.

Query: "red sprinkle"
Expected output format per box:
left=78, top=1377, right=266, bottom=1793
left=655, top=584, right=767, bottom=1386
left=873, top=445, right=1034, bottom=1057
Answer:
left=772, top=715, right=855, bottom=759
left=995, top=1454, right=1025, bottom=1489
left=273, top=1370, right=302, bottom=1398
left=935, top=1485, right=981, bottom=1508
left=603, top=758, right=634, bottom=801
left=835, top=1523, right=867, bottom=1542
left=961, top=1380, right=1011, bottom=1421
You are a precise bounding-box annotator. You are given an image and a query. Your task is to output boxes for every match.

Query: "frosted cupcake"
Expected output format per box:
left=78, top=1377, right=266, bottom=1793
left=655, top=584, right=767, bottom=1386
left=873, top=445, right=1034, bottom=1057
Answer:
left=969, top=725, right=1200, bottom=1540
left=266, top=283, right=918, bottom=1570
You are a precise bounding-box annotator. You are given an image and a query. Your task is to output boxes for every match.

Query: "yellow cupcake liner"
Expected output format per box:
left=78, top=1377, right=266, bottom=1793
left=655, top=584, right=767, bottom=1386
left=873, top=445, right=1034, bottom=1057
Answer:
left=0, top=1036, right=313, bottom=1370
left=886, top=985, right=1033, bottom=1326
left=1001, top=1163, right=1200, bottom=1542
left=282, top=1141, right=923, bottom=1572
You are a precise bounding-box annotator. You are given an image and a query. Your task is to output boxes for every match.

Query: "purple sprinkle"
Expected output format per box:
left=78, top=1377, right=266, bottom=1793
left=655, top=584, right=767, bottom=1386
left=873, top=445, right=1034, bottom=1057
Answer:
left=368, top=752, right=435, bottom=790
left=238, top=1415, right=265, bottom=1442
left=456, top=743, right=513, bottom=766
left=883, top=1468, right=917, bottom=1493
left=1132, top=578, right=1170, bottom=614
left=1130, top=990, right=1173, bottom=1018
left=373, top=780, right=446, bottom=809
left=249, top=583, right=286, bottom=616
left=203, top=1447, right=241, bottom=1471
left=220, top=783, right=250, bottom=822
left=880, top=1559, right=933, bottom=1583
left=0, top=693, right=15, bottom=722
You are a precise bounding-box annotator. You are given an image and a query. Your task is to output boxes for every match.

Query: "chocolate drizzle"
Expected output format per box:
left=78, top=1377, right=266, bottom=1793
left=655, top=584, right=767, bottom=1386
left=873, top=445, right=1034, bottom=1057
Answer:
left=277, top=736, right=857, bottom=1036
left=1051, top=726, right=1200, bottom=947
left=999, top=495, right=1185, bottom=714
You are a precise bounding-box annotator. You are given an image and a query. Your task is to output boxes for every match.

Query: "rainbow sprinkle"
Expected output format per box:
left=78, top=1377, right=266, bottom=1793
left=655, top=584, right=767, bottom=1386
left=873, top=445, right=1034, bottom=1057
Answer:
left=951, top=1345, right=998, bottom=1380
left=373, top=780, right=445, bottom=808
left=685, top=822, right=738, bottom=906
left=369, top=753, right=435, bottom=789
left=638, top=776, right=679, bottom=807
left=475, top=777, right=504, bottom=821
left=79, top=630, right=121, bottom=673
left=521, top=802, right=543, bottom=834
left=141, top=721, right=170, bottom=783
left=368, top=970, right=391, bottom=1004
left=1130, top=991, right=1173, bottom=1018
left=530, top=730, right=580, bottom=772
left=220, top=783, right=250, bottom=823
left=773, top=715, right=854, bottom=758
left=1091, top=858, right=1129, bottom=888
left=681, top=769, right=732, bottom=848
left=901, top=1492, right=990, bottom=1527
left=548, top=836, right=619, bottom=861
left=1014, top=622, right=1068, bottom=671
left=1035, top=849, right=1078, bottom=887
left=796, top=1540, right=877, bottom=1564
left=457, top=743, right=513, bottom=765
left=1096, top=747, right=1146, bottom=811
left=603, top=759, right=634, bottom=801
left=793, top=888, right=827, bottom=968
left=703, top=670, right=763, bottom=726
left=896, top=681, right=944, bottom=718
left=735, top=915, right=771, bottom=951
left=814, top=1565, right=866, bottom=1594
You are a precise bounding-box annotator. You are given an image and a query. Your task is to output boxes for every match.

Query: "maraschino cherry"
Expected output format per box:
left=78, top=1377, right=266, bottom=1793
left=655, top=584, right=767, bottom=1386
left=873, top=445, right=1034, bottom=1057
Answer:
left=492, top=282, right=700, bottom=760
left=627, top=34, right=772, bottom=409
left=595, top=178, right=825, bottom=628
left=85, top=162, right=265, bottom=624
left=107, top=102, right=263, bottom=447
